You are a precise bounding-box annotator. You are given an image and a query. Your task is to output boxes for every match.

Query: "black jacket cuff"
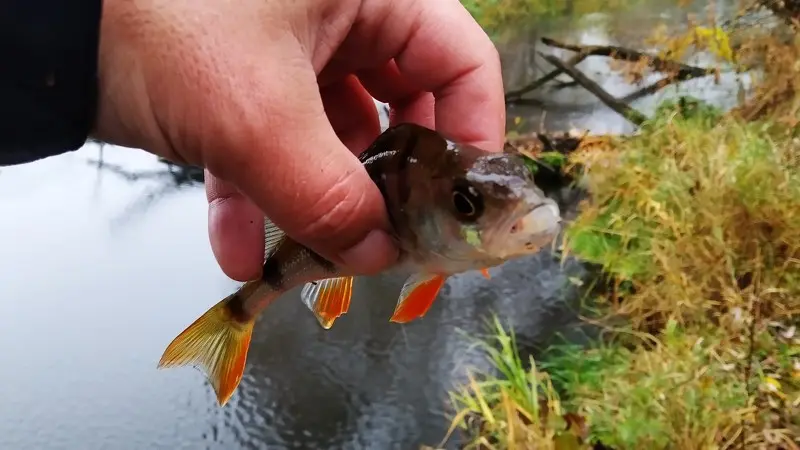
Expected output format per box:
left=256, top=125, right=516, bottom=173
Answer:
left=0, top=0, right=103, bottom=165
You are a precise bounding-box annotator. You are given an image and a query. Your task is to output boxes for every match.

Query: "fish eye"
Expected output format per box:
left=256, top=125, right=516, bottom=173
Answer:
left=451, top=180, right=484, bottom=221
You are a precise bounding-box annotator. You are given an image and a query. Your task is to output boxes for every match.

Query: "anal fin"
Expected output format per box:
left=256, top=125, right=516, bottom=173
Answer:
left=390, top=273, right=446, bottom=324
left=300, top=276, right=354, bottom=329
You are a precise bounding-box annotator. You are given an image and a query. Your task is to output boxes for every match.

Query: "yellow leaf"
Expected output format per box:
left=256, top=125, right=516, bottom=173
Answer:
left=764, top=376, right=781, bottom=391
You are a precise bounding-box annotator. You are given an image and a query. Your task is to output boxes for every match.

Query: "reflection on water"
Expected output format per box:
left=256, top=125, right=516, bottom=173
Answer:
left=0, top=2, right=743, bottom=449
left=85, top=144, right=204, bottom=229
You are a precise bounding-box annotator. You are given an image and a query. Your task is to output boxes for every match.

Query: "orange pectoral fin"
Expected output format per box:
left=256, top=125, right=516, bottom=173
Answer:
left=480, top=268, right=491, bottom=279
left=390, top=274, right=445, bottom=324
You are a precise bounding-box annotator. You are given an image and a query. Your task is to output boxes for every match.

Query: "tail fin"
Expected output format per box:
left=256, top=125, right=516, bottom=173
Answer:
left=158, top=283, right=258, bottom=406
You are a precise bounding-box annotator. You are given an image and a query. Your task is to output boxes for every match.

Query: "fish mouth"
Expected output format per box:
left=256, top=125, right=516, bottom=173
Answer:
left=507, top=198, right=562, bottom=250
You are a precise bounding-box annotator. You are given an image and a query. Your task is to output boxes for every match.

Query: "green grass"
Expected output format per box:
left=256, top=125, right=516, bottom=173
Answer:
left=564, top=98, right=800, bottom=328
left=541, top=323, right=751, bottom=450
left=438, top=316, right=586, bottom=450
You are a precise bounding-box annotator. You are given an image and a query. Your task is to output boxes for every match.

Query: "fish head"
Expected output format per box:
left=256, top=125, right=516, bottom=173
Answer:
left=400, top=135, right=562, bottom=272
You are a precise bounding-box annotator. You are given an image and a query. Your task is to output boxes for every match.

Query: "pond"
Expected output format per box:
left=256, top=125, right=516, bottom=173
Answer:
left=0, top=1, right=741, bottom=449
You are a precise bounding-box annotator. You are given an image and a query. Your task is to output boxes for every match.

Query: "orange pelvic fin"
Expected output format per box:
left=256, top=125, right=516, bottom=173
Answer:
left=390, top=273, right=446, bottom=324
left=480, top=268, right=491, bottom=279
left=300, top=276, right=354, bottom=329
left=157, top=282, right=259, bottom=407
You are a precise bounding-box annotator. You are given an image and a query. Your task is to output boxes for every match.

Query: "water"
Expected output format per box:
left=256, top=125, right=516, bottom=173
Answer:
left=0, top=2, right=742, bottom=449
left=0, top=145, right=588, bottom=450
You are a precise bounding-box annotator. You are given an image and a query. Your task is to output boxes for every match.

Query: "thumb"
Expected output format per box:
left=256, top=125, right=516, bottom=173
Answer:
left=205, top=54, right=398, bottom=276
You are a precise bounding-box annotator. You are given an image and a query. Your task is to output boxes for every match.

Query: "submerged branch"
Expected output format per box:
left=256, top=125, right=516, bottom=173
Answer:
left=505, top=37, right=718, bottom=105
left=538, top=52, right=648, bottom=127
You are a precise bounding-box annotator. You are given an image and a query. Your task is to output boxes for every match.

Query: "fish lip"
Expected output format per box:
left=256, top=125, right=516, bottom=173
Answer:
left=482, top=195, right=561, bottom=251
left=510, top=197, right=562, bottom=240
left=514, top=196, right=561, bottom=227
left=531, top=198, right=562, bottom=223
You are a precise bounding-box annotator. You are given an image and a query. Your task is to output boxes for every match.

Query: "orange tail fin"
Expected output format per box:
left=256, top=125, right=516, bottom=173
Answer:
left=158, top=282, right=260, bottom=406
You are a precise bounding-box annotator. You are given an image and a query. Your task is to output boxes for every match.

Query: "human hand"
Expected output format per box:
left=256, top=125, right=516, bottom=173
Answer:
left=92, top=0, right=505, bottom=281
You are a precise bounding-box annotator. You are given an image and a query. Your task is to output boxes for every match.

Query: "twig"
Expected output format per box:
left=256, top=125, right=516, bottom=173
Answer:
left=538, top=52, right=649, bottom=127
left=620, top=78, right=682, bottom=103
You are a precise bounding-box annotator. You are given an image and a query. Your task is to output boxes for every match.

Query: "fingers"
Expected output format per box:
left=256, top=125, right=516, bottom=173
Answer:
left=357, top=60, right=435, bottom=129
left=205, top=172, right=265, bottom=281
left=204, top=48, right=398, bottom=276
left=391, top=0, right=505, bottom=149
left=319, top=74, right=381, bottom=154
left=347, top=0, right=506, bottom=150
left=207, top=75, right=383, bottom=280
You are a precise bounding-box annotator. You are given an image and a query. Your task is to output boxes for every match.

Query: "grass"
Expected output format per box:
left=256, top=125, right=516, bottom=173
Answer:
left=436, top=316, right=584, bottom=450
left=439, top=5, right=800, bottom=449
left=444, top=314, right=798, bottom=449
left=564, top=99, right=800, bottom=328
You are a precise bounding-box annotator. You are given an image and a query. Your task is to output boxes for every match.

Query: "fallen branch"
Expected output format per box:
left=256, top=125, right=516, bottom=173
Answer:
left=505, top=38, right=718, bottom=104
left=541, top=37, right=716, bottom=80
left=504, top=52, right=590, bottom=102
left=538, top=52, right=649, bottom=127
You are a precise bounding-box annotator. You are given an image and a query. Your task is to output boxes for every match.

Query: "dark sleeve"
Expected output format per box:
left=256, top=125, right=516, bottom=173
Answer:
left=0, top=0, right=103, bottom=166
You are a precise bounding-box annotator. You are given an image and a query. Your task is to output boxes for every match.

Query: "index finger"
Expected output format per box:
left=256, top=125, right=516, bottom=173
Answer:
left=355, top=0, right=506, bottom=150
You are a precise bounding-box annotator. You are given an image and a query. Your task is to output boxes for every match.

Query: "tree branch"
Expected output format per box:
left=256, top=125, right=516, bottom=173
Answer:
left=505, top=52, right=590, bottom=102
left=538, top=52, right=649, bottom=127
left=505, top=37, right=718, bottom=105
left=540, top=37, right=717, bottom=79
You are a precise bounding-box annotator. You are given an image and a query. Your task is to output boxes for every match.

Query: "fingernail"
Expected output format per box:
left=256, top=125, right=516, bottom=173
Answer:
left=338, top=229, right=398, bottom=275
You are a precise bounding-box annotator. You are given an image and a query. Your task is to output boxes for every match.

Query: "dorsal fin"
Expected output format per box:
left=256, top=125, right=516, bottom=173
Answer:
left=264, top=217, right=286, bottom=261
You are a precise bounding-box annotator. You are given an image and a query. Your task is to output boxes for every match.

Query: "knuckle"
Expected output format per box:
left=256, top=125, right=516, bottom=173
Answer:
left=294, top=167, right=371, bottom=248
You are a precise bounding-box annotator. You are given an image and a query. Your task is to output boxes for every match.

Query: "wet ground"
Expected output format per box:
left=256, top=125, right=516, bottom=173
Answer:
left=0, top=1, right=741, bottom=449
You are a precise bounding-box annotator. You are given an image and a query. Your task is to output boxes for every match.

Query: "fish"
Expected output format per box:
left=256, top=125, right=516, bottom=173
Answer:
left=157, top=123, right=562, bottom=406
